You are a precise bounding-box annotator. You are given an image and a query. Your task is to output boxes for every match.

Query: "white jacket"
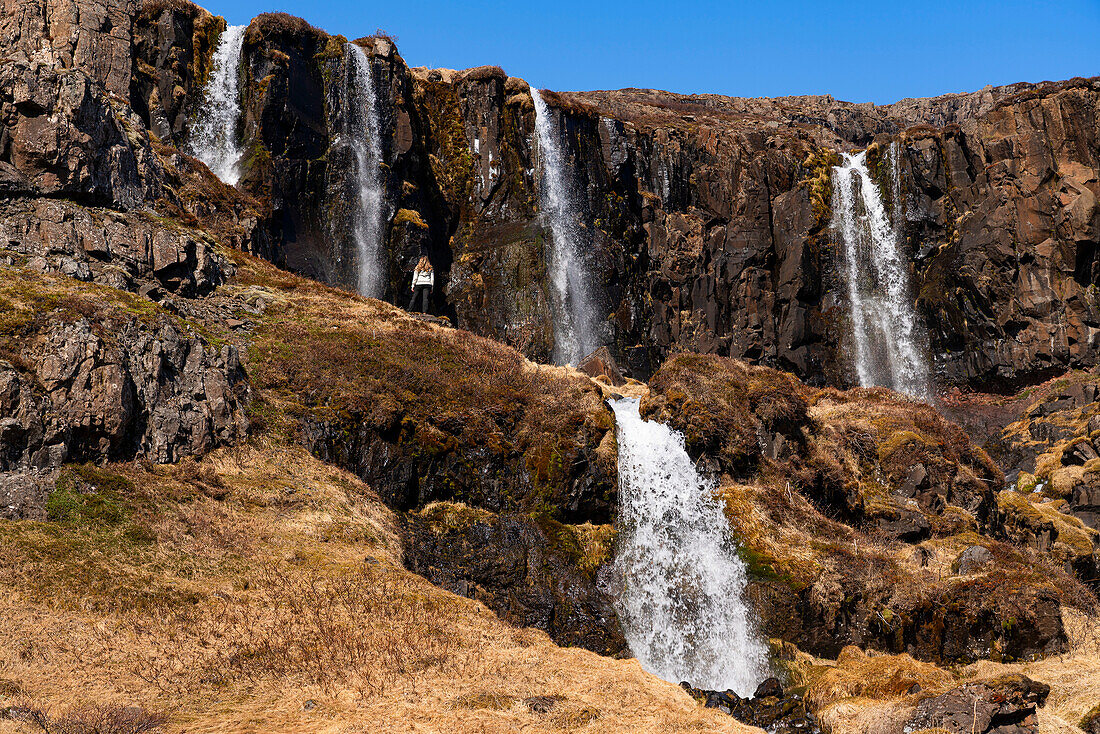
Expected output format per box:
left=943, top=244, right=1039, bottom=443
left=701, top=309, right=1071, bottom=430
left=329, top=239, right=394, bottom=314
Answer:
left=412, top=269, right=434, bottom=289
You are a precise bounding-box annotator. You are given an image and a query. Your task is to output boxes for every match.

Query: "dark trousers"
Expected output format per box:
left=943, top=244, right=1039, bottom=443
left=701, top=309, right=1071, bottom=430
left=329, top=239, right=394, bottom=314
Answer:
left=408, top=285, right=432, bottom=313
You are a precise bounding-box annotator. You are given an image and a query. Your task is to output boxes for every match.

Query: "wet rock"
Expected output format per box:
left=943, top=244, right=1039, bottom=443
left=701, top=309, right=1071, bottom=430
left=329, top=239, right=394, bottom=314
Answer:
left=579, top=346, right=626, bottom=386
left=753, top=676, right=783, bottom=699
left=905, top=674, right=1050, bottom=734
left=130, top=0, right=225, bottom=146
left=680, top=680, right=819, bottom=733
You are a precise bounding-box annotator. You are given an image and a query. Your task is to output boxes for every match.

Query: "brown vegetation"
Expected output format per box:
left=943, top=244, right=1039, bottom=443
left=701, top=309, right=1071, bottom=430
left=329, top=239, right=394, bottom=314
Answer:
left=0, top=440, right=756, bottom=733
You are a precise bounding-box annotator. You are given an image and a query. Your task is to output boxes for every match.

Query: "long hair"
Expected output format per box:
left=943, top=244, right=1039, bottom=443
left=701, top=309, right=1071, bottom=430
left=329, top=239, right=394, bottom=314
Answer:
left=415, top=255, right=432, bottom=273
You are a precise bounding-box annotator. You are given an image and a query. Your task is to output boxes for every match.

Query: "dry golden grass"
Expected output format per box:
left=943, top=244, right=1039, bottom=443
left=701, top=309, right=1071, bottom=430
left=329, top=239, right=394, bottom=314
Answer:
left=0, top=441, right=759, bottom=734
left=807, top=646, right=956, bottom=710
left=789, top=611, right=1100, bottom=734
left=961, top=609, right=1100, bottom=732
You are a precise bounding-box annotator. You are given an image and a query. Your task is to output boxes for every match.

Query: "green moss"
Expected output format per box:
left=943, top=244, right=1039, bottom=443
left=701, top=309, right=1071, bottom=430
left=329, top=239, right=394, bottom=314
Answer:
left=414, top=80, right=475, bottom=211
left=736, top=543, right=802, bottom=590
left=46, top=465, right=134, bottom=526
left=314, top=33, right=347, bottom=61
left=190, top=13, right=226, bottom=92
left=877, top=430, right=927, bottom=463
left=801, top=148, right=840, bottom=232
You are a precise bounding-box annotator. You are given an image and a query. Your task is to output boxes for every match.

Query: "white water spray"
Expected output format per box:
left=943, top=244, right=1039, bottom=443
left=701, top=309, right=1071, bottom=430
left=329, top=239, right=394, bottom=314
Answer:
left=530, top=87, right=600, bottom=365
left=340, top=43, right=387, bottom=299
left=608, top=398, right=767, bottom=694
left=188, top=24, right=247, bottom=185
left=832, top=145, right=930, bottom=398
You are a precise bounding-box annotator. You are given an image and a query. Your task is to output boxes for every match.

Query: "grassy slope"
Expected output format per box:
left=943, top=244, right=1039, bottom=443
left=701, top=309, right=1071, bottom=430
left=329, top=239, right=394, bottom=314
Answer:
left=0, top=251, right=752, bottom=733
left=0, top=439, right=756, bottom=733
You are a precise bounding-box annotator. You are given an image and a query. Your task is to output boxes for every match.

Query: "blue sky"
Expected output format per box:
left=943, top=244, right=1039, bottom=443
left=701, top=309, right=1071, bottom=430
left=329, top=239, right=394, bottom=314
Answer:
left=211, top=0, right=1099, bottom=103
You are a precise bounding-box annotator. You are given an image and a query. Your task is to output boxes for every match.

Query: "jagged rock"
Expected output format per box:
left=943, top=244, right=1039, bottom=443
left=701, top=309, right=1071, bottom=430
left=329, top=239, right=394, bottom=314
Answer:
left=680, top=680, right=819, bottom=733
left=0, top=0, right=137, bottom=97
left=130, top=0, right=225, bottom=146
left=954, top=545, right=993, bottom=574
left=0, top=59, right=163, bottom=208
left=579, top=346, right=626, bottom=385
left=0, top=319, right=248, bottom=471
left=404, top=504, right=625, bottom=654
left=204, top=5, right=1100, bottom=390
left=0, top=199, right=226, bottom=296
left=905, top=675, right=1050, bottom=734
left=0, top=468, right=57, bottom=520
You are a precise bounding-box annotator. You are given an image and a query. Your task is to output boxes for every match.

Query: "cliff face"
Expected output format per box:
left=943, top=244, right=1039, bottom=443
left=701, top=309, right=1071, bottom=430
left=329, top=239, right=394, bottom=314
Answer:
left=212, top=12, right=1100, bottom=390
left=3, top=1, right=1099, bottom=392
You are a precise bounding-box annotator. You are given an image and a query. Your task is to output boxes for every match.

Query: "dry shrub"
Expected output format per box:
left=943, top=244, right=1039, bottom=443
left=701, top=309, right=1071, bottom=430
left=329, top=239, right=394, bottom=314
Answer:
left=244, top=13, right=325, bottom=45
left=133, top=564, right=472, bottom=698
left=808, top=646, right=955, bottom=709
left=459, top=65, right=506, bottom=83
left=138, top=0, right=200, bottom=19
left=14, top=703, right=166, bottom=734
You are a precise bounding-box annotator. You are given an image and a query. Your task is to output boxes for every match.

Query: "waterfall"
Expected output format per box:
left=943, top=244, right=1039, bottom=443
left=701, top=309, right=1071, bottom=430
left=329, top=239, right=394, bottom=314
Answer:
left=530, top=87, right=600, bottom=365
left=608, top=398, right=767, bottom=695
left=832, top=144, right=930, bottom=399
left=340, top=43, right=387, bottom=299
left=188, top=24, right=247, bottom=185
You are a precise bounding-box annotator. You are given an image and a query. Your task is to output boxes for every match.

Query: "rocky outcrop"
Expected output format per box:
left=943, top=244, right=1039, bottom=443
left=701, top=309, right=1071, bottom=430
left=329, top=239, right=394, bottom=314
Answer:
left=211, top=7, right=1100, bottom=392
left=680, top=678, right=819, bottom=734
left=130, top=0, right=224, bottom=146
left=0, top=263, right=249, bottom=501
left=404, top=503, right=624, bottom=654
left=905, top=674, right=1049, bottom=734
left=0, top=199, right=225, bottom=296
left=1, top=317, right=247, bottom=472
left=247, top=291, right=617, bottom=524
left=638, top=353, right=1086, bottom=663
left=0, top=58, right=164, bottom=209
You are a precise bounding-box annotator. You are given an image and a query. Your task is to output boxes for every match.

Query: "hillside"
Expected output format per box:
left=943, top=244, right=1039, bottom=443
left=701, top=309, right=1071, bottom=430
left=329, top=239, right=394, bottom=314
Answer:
left=0, top=1, right=1099, bottom=733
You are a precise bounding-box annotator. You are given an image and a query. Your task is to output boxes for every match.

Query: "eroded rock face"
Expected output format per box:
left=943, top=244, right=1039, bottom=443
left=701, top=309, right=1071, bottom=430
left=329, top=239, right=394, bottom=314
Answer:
left=0, top=59, right=163, bottom=209
left=0, top=319, right=248, bottom=471
left=198, top=8, right=1100, bottom=391
left=130, top=0, right=224, bottom=146
left=0, top=199, right=226, bottom=296
left=404, top=505, right=624, bottom=655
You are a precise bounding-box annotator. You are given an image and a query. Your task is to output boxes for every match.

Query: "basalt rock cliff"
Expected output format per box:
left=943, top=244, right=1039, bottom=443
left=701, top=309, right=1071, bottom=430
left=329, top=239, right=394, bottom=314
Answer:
left=114, top=7, right=1100, bottom=392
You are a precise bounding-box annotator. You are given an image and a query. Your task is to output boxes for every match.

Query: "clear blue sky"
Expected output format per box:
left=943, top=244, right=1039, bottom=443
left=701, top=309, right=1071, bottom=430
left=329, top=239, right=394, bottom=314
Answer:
left=210, top=0, right=1099, bottom=103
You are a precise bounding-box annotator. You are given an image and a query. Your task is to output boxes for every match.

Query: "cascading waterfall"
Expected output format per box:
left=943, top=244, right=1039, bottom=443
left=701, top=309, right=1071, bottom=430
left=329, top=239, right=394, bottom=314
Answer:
left=530, top=87, right=600, bottom=365
left=608, top=398, right=767, bottom=695
left=340, top=43, right=387, bottom=299
left=188, top=24, right=247, bottom=185
left=832, top=144, right=930, bottom=399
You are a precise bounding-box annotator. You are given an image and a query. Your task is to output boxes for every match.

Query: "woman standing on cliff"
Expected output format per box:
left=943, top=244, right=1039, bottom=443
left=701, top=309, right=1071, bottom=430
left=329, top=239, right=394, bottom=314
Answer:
left=408, top=255, right=434, bottom=314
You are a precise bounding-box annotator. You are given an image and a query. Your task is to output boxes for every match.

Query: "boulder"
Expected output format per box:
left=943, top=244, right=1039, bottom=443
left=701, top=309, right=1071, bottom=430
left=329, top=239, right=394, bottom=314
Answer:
left=905, top=675, right=1050, bottom=734
left=954, top=545, right=993, bottom=575
left=579, top=346, right=626, bottom=386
